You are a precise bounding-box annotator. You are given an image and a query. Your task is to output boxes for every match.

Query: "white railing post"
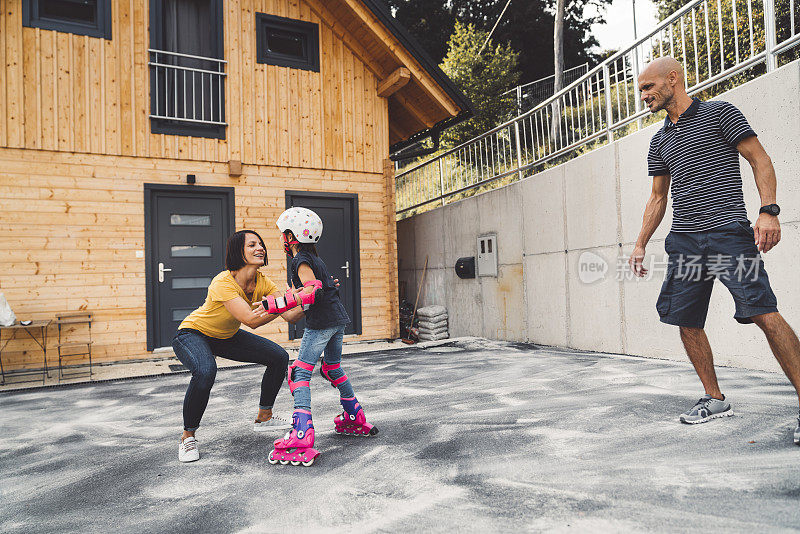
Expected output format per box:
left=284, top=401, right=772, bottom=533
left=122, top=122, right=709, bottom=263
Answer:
left=438, top=158, right=446, bottom=207
left=631, top=49, right=643, bottom=130
left=764, top=0, right=778, bottom=72
left=514, top=120, right=524, bottom=181
left=602, top=63, right=614, bottom=142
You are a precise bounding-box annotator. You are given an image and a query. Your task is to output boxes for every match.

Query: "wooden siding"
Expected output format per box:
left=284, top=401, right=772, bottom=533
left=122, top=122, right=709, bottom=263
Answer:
left=0, top=148, right=397, bottom=370
left=0, top=0, right=391, bottom=172
left=0, top=0, right=419, bottom=372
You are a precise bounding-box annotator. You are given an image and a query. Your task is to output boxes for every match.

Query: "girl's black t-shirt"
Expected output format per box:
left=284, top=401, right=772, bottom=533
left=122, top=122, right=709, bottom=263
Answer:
left=290, top=250, right=350, bottom=330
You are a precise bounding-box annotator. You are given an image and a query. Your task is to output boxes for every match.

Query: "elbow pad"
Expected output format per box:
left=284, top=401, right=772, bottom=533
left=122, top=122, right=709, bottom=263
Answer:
left=299, top=280, right=323, bottom=310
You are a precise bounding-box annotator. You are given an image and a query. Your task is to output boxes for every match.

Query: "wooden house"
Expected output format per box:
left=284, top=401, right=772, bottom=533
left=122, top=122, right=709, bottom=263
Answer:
left=0, top=0, right=471, bottom=371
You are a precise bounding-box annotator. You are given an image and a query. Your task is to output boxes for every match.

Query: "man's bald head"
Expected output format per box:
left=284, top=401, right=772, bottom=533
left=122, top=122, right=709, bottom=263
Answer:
left=640, top=56, right=685, bottom=86
left=638, top=56, right=688, bottom=113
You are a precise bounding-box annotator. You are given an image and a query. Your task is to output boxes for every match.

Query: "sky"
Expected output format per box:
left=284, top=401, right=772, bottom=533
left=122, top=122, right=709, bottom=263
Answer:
left=588, top=0, right=661, bottom=52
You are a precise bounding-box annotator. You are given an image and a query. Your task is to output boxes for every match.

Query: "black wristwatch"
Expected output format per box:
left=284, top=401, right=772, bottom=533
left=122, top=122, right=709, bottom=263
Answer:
left=759, top=204, right=781, bottom=216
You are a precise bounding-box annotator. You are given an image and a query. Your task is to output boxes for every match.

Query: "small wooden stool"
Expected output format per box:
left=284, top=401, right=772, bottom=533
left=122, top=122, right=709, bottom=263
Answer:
left=55, top=312, right=93, bottom=381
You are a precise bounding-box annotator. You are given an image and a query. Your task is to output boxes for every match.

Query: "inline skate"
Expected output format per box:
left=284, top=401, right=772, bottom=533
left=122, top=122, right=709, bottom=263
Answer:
left=334, top=397, right=378, bottom=436
left=268, top=409, right=320, bottom=466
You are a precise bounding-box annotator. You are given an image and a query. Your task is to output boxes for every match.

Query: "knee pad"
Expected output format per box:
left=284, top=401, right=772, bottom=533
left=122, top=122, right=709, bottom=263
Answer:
left=287, top=360, right=314, bottom=395
left=319, top=361, right=348, bottom=388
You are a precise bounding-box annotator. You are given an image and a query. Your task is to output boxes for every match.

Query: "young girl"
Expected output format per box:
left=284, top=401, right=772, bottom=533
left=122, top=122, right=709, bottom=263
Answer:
left=267, top=207, right=378, bottom=467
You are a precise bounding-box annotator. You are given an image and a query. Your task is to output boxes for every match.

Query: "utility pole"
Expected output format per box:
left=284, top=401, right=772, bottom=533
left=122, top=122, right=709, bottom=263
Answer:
left=551, top=0, right=566, bottom=141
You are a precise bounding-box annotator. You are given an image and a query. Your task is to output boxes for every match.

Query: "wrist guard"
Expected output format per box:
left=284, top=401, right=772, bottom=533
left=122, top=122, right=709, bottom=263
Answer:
left=263, top=291, right=300, bottom=315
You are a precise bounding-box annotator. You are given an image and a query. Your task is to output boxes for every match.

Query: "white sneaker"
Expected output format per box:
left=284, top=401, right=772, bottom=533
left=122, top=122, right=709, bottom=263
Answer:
left=179, top=436, right=200, bottom=462
left=253, top=415, right=292, bottom=432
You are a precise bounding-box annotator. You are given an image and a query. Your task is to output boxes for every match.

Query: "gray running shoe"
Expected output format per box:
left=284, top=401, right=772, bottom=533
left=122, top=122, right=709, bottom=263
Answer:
left=794, top=412, right=799, bottom=445
left=679, top=394, right=734, bottom=424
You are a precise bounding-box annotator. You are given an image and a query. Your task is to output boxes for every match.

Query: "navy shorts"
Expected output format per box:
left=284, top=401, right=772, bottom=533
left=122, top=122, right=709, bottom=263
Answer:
left=657, top=221, right=778, bottom=328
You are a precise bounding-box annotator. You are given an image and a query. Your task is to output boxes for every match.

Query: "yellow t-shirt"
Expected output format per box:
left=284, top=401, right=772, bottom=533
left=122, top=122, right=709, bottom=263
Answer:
left=179, top=270, right=278, bottom=339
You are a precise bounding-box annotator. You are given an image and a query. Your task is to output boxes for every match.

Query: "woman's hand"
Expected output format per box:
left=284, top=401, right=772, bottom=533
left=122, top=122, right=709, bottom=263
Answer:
left=251, top=300, right=268, bottom=316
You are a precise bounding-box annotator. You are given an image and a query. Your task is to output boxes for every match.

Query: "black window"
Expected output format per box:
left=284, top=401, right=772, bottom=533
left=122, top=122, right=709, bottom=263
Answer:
left=256, top=13, right=319, bottom=72
left=149, top=0, right=225, bottom=139
left=23, top=0, right=112, bottom=39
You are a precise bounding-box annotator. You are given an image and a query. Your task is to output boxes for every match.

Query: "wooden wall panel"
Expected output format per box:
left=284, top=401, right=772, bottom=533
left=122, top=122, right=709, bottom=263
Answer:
left=56, top=33, right=70, bottom=150
left=0, top=147, right=395, bottom=371
left=40, top=30, right=56, bottom=151
left=0, top=0, right=407, bottom=372
left=1, top=0, right=401, bottom=174
left=22, top=28, right=38, bottom=148
left=5, top=0, right=24, bottom=148
left=0, top=3, right=6, bottom=148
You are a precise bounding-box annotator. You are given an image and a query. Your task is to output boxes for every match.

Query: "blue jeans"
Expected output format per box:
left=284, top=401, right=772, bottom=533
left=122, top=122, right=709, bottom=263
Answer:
left=292, top=325, right=355, bottom=410
left=172, top=329, right=290, bottom=431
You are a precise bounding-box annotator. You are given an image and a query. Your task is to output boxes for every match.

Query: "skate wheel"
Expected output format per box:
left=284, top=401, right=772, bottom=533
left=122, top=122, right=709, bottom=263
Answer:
left=279, top=459, right=289, bottom=465
left=290, top=460, right=300, bottom=466
left=301, top=458, right=315, bottom=467
left=268, top=452, right=278, bottom=465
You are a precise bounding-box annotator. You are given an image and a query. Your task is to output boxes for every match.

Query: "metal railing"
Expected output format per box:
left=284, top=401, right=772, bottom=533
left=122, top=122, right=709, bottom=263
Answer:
left=148, top=49, right=227, bottom=125
left=396, top=0, right=800, bottom=217
left=502, top=63, right=590, bottom=113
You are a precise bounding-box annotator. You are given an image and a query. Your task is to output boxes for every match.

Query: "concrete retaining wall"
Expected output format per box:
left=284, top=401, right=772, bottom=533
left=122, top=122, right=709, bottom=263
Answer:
left=397, top=59, right=800, bottom=372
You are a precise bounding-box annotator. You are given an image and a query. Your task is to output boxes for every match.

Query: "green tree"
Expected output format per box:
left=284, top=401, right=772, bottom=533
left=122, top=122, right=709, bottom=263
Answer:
left=385, top=0, right=611, bottom=86
left=439, top=21, right=521, bottom=147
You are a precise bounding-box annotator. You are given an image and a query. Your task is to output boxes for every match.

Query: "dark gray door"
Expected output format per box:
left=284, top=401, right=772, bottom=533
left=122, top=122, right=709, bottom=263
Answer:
left=145, top=185, right=234, bottom=349
left=286, top=192, right=361, bottom=339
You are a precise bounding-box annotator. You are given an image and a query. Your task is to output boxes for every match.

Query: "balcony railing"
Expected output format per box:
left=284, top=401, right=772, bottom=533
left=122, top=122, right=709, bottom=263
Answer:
left=396, top=0, right=800, bottom=217
left=148, top=49, right=227, bottom=126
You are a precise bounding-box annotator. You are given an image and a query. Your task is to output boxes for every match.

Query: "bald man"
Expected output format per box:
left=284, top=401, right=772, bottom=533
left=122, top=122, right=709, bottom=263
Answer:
left=629, top=56, right=800, bottom=444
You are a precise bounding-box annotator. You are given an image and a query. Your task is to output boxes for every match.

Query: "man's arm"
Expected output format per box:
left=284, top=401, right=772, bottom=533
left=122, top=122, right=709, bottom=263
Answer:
left=629, top=174, right=671, bottom=277
left=737, top=135, right=780, bottom=253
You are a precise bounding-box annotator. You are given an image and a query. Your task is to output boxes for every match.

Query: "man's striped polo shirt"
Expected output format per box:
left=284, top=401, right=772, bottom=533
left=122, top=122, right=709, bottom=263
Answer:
left=647, top=97, right=757, bottom=232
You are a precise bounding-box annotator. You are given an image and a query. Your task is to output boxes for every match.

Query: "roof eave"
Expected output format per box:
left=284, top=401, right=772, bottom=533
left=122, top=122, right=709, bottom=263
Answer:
left=359, top=0, right=476, bottom=151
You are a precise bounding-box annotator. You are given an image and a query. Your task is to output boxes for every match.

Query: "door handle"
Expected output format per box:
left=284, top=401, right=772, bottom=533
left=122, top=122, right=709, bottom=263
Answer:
left=340, top=260, right=350, bottom=279
left=158, top=262, right=172, bottom=283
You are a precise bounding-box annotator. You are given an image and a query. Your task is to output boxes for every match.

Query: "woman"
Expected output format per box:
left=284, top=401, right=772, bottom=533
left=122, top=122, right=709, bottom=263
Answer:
left=172, top=229, right=303, bottom=463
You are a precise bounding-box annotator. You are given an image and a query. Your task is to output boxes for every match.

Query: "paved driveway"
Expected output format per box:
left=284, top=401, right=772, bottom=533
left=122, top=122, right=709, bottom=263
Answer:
left=1, top=339, right=798, bottom=532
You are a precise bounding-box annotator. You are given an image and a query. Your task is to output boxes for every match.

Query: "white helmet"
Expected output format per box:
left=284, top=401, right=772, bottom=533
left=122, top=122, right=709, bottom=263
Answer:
left=276, top=207, right=323, bottom=243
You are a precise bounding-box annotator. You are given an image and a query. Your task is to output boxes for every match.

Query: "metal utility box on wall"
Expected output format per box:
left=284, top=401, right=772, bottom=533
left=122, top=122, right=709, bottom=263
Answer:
left=477, top=234, right=497, bottom=277
left=455, top=256, right=476, bottom=279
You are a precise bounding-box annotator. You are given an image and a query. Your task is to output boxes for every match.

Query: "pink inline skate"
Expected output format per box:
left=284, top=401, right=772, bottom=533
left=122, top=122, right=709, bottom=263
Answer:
left=319, top=362, right=379, bottom=437
left=334, top=397, right=379, bottom=436
left=268, top=409, right=320, bottom=466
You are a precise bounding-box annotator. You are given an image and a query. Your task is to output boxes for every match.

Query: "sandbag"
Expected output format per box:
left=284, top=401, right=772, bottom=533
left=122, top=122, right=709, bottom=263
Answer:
left=418, top=319, right=448, bottom=330
left=0, top=292, right=16, bottom=327
left=419, top=324, right=448, bottom=336
left=416, top=305, right=447, bottom=319
left=418, top=331, right=450, bottom=341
